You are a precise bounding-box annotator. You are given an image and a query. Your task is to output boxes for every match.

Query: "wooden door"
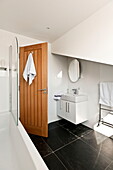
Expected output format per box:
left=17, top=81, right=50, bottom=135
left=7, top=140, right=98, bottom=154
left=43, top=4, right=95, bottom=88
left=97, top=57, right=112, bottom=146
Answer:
left=19, top=43, right=48, bottom=137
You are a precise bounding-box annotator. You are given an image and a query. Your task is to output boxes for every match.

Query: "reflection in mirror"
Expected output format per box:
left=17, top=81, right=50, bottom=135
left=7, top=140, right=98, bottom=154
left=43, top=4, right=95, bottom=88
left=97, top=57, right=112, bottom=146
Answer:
left=68, top=59, right=80, bottom=82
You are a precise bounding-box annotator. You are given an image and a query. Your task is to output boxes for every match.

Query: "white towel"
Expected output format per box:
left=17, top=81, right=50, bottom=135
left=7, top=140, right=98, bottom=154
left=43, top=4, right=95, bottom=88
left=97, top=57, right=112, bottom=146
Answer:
left=99, top=82, right=113, bottom=107
left=53, top=96, right=61, bottom=101
left=23, top=53, right=36, bottom=85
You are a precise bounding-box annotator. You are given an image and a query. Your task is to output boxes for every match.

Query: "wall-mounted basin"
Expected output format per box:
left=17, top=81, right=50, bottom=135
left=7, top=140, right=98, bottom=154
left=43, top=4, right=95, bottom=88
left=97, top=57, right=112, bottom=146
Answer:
left=61, top=94, right=88, bottom=103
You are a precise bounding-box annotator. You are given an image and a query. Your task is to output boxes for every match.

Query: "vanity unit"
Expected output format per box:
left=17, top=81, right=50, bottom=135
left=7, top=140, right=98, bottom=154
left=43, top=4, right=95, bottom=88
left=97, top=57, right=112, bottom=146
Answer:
left=56, top=59, right=88, bottom=125
left=57, top=94, right=88, bottom=124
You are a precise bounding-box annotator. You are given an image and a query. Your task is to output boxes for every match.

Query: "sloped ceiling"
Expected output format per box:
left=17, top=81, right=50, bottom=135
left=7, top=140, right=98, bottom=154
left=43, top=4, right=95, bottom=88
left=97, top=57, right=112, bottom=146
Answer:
left=0, top=0, right=112, bottom=42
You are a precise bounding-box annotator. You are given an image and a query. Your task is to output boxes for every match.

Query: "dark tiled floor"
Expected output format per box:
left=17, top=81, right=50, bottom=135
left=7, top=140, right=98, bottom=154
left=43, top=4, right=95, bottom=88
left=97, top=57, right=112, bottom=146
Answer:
left=56, top=140, right=110, bottom=170
left=43, top=153, right=67, bottom=170
left=63, top=122, right=92, bottom=137
left=29, top=119, right=113, bottom=170
left=28, top=134, right=52, bottom=157
left=106, top=162, right=113, bottom=170
left=43, top=126, right=77, bottom=151
left=82, top=131, right=113, bottom=160
left=48, top=119, right=69, bottom=130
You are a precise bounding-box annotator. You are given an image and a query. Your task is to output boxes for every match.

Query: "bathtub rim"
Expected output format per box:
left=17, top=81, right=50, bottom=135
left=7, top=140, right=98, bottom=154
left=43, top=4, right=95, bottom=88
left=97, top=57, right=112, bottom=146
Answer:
left=1, top=111, right=48, bottom=170
left=17, top=120, right=48, bottom=170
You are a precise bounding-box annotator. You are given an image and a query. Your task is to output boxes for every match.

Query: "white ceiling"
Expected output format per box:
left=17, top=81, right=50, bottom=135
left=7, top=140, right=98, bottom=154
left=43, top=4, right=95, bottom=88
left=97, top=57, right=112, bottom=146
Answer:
left=0, top=0, right=112, bottom=42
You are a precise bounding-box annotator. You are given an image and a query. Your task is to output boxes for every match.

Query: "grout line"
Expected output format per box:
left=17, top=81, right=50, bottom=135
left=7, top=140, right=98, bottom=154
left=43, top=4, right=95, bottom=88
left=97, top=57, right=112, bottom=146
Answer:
left=41, top=137, right=54, bottom=153
left=41, top=125, right=79, bottom=157
left=104, top=161, right=113, bottom=170
left=45, top=122, right=93, bottom=152
left=61, top=125, right=80, bottom=139
left=68, top=130, right=80, bottom=138
left=43, top=152, right=54, bottom=158
left=42, top=132, right=78, bottom=154
left=80, top=137, right=112, bottom=163
left=80, top=137, right=100, bottom=152
left=92, top=143, right=102, bottom=169
left=54, top=138, right=78, bottom=153
left=54, top=152, right=68, bottom=170
left=51, top=120, right=93, bottom=138
left=41, top=122, right=78, bottom=158
left=83, top=129, right=93, bottom=136
left=62, top=123, right=93, bottom=139
left=29, top=135, right=54, bottom=159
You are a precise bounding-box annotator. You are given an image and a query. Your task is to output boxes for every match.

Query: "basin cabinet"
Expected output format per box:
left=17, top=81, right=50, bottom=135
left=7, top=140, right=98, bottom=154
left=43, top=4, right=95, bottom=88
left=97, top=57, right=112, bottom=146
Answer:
left=57, top=99, right=88, bottom=124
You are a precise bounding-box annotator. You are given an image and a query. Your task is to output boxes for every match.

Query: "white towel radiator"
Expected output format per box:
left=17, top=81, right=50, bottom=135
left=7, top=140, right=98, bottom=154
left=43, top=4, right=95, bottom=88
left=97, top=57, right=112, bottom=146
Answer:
left=98, top=104, right=113, bottom=128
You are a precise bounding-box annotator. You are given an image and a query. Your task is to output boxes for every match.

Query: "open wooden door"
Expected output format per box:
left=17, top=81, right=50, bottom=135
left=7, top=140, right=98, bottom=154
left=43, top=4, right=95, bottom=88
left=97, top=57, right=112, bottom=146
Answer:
left=19, top=43, right=48, bottom=137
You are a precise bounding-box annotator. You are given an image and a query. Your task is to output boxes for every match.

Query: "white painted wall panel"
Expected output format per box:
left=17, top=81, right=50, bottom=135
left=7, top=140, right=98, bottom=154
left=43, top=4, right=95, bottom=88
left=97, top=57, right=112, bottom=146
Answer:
left=52, top=1, right=113, bottom=65
left=48, top=44, right=68, bottom=123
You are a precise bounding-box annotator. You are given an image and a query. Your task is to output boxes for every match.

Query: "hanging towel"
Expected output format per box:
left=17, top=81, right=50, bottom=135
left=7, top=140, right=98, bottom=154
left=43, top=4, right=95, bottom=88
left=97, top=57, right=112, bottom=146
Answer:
left=23, top=53, right=36, bottom=85
left=99, top=82, right=113, bottom=107
left=53, top=94, right=62, bottom=101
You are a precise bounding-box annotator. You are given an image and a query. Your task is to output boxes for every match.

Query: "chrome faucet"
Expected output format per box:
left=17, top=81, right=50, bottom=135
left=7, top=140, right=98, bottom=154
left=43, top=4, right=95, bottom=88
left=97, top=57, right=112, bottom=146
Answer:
left=72, top=89, right=78, bottom=94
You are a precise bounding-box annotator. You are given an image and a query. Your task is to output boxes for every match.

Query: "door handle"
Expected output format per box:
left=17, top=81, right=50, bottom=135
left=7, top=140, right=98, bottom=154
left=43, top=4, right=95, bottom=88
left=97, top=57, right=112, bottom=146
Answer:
left=43, top=91, right=47, bottom=94
left=38, top=88, right=47, bottom=91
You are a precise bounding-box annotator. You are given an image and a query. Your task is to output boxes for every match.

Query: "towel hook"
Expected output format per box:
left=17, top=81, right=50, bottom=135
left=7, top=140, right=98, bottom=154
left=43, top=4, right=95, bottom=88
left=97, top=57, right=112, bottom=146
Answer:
left=30, top=51, right=33, bottom=54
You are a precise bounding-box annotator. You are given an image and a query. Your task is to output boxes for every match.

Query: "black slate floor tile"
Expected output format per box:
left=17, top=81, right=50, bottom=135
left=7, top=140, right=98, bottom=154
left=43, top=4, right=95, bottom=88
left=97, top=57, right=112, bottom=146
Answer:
left=29, top=134, right=52, bottom=157
left=106, top=162, right=113, bottom=170
left=82, top=130, right=107, bottom=150
left=49, top=121, right=60, bottom=130
left=48, top=119, right=69, bottom=131
left=58, top=119, right=69, bottom=126
left=55, top=139, right=111, bottom=170
left=43, top=126, right=77, bottom=151
left=63, top=122, right=92, bottom=137
left=82, top=131, right=113, bottom=161
left=29, top=120, right=113, bottom=170
left=44, top=153, right=67, bottom=170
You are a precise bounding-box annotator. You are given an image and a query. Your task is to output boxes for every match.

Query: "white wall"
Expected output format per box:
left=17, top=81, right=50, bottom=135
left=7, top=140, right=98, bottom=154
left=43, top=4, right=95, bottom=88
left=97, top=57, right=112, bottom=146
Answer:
left=67, top=58, right=113, bottom=128
left=52, top=1, right=113, bottom=65
left=48, top=45, right=68, bottom=123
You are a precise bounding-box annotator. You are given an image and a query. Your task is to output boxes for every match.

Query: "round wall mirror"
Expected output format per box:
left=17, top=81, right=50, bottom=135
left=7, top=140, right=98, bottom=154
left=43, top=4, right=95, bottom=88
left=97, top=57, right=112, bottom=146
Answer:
left=68, top=59, right=80, bottom=82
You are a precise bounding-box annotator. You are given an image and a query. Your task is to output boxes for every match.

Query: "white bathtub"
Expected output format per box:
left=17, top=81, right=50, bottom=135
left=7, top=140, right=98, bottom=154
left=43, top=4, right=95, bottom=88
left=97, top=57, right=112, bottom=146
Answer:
left=0, top=112, right=48, bottom=170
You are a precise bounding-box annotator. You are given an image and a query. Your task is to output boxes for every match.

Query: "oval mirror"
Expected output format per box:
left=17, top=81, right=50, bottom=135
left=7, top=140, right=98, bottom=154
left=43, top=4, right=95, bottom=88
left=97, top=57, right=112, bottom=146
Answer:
left=68, top=59, right=80, bottom=82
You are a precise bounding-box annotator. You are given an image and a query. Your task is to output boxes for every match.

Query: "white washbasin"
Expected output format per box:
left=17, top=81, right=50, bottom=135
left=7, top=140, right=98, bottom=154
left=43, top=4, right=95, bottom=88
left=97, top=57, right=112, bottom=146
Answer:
left=61, top=94, right=88, bottom=103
